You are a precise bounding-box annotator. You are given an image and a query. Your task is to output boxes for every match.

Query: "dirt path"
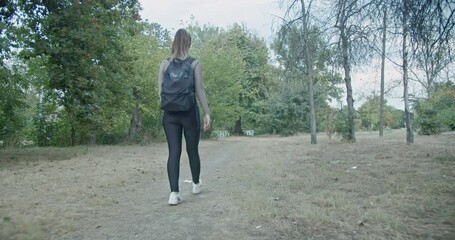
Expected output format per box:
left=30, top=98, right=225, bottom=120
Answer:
left=73, top=138, right=261, bottom=240
left=1, top=137, right=270, bottom=240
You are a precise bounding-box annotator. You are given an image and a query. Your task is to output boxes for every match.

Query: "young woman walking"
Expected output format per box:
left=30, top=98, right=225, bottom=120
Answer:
left=158, top=29, right=211, bottom=205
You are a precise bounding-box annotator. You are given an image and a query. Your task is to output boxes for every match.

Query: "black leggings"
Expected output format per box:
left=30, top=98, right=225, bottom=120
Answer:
left=163, top=105, right=201, bottom=192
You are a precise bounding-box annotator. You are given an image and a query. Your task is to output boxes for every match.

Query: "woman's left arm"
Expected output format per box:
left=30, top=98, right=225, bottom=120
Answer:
left=194, top=61, right=211, bottom=131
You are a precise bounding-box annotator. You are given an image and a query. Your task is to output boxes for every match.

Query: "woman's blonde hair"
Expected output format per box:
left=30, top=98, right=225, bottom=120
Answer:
left=171, top=29, right=192, bottom=59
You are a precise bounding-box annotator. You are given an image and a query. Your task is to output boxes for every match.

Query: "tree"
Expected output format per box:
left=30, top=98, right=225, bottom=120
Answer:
left=383, top=0, right=455, bottom=144
left=187, top=22, right=222, bottom=49
left=0, top=64, right=27, bottom=145
left=272, top=21, right=342, bottom=136
left=278, top=0, right=318, bottom=143
left=275, top=1, right=344, bottom=138
left=333, top=0, right=375, bottom=143
left=379, top=7, right=387, bottom=137
left=401, top=0, right=414, bottom=144
left=189, top=23, right=271, bottom=135
left=0, top=1, right=29, bottom=145
left=358, top=94, right=380, bottom=130
left=346, top=0, right=395, bottom=137
left=267, top=89, right=308, bottom=136
left=196, top=32, right=245, bottom=134
left=384, top=106, right=405, bottom=129
left=121, top=22, right=169, bottom=143
left=411, top=1, right=454, bottom=100
left=25, top=55, right=60, bottom=146
left=19, top=0, right=141, bottom=145
left=300, top=0, right=318, bottom=144
left=414, top=81, right=455, bottom=134
left=223, top=25, right=270, bottom=135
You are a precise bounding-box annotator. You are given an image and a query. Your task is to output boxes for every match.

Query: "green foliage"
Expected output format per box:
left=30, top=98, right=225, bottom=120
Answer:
left=0, top=1, right=16, bottom=58
left=0, top=2, right=31, bottom=145
left=334, top=108, right=351, bottom=140
left=384, top=106, right=405, bottom=129
left=3, top=1, right=418, bottom=146
left=37, top=111, right=72, bottom=147
left=265, top=83, right=336, bottom=137
left=15, top=0, right=143, bottom=145
left=229, top=25, right=270, bottom=131
left=196, top=32, right=245, bottom=133
left=416, top=107, right=443, bottom=135
left=188, top=23, right=274, bottom=135
left=267, top=89, right=308, bottom=136
left=187, top=22, right=222, bottom=49
left=358, top=95, right=381, bottom=130
left=120, top=21, right=169, bottom=142
left=357, top=94, right=405, bottom=131
left=415, top=82, right=455, bottom=135
left=0, top=64, right=27, bottom=145
left=269, top=23, right=343, bottom=137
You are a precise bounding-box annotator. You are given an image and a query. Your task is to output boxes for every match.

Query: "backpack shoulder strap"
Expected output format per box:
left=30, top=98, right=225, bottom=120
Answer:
left=162, top=59, right=171, bottom=72
left=185, top=57, right=196, bottom=65
left=191, top=59, right=199, bottom=68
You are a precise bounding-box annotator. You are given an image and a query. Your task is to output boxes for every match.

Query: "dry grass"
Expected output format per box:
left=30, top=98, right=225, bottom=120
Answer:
left=230, top=131, right=455, bottom=239
left=0, top=130, right=454, bottom=239
left=0, top=145, right=168, bottom=240
left=0, top=214, right=46, bottom=240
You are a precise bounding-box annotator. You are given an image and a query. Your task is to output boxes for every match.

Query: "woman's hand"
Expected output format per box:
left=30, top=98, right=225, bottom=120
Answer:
left=203, top=115, right=211, bottom=132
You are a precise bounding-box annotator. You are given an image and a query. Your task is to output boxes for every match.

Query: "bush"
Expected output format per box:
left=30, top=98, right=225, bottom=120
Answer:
left=334, top=109, right=351, bottom=140
left=415, top=84, right=455, bottom=135
left=266, top=92, right=308, bottom=136
left=416, top=108, right=443, bottom=135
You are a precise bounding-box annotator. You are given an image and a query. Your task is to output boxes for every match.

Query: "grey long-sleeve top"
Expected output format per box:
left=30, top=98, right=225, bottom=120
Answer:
left=158, top=58, right=210, bottom=116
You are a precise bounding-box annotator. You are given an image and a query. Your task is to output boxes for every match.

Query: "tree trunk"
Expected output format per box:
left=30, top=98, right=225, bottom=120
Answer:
left=341, top=28, right=356, bottom=143
left=233, top=117, right=242, bottom=135
left=379, top=8, right=387, bottom=137
left=300, top=0, right=317, bottom=144
left=402, top=0, right=414, bottom=144
left=336, top=0, right=356, bottom=143
left=71, top=125, right=76, bottom=146
left=128, top=105, right=142, bottom=141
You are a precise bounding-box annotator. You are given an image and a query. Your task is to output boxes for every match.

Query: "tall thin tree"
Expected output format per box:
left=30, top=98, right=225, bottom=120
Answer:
left=300, top=0, right=317, bottom=144
left=278, top=0, right=318, bottom=143
left=379, top=7, right=387, bottom=137
left=335, top=0, right=356, bottom=143
left=402, top=0, right=414, bottom=144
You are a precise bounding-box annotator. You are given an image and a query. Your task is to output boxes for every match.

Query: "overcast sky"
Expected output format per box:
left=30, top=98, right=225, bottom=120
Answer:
left=138, top=0, right=284, bottom=42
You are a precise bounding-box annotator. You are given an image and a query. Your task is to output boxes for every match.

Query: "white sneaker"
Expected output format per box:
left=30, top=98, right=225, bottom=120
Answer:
left=192, top=180, right=202, bottom=194
left=168, top=192, right=181, bottom=205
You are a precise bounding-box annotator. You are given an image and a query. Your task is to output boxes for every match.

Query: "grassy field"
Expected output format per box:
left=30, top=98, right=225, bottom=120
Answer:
left=229, top=131, right=455, bottom=239
left=0, top=130, right=454, bottom=239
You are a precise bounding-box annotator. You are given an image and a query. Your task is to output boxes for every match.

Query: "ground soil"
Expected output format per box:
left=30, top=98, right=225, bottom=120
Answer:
left=1, top=131, right=454, bottom=239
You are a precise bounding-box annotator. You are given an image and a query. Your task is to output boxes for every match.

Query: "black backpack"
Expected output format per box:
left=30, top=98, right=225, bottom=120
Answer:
left=160, top=57, right=196, bottom=112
